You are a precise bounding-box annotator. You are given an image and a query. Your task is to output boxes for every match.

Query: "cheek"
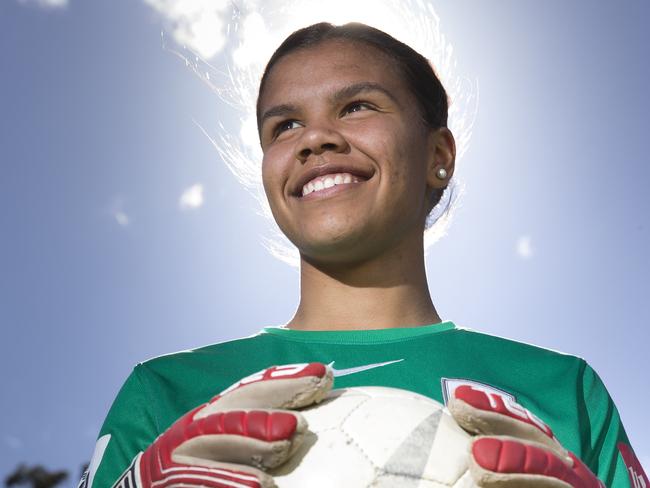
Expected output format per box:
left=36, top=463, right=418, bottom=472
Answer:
left=261, top=158, right=273, bottom=197
left=261, top=148, right=287, bottom=200
left=375, top=130, right=427, bottom=192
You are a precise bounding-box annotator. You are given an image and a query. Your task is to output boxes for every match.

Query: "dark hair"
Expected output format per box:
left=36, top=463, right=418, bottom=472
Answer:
left=256, top=22, right=449, bottom=132
left=256, top=22, right=452, bottom=218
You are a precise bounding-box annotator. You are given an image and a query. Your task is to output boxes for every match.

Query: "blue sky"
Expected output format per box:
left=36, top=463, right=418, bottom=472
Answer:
left=1, top=0, right=648, bottom=484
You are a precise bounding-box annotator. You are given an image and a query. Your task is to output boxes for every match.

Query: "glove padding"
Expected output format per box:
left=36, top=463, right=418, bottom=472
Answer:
left=112, top=362, right=333, bottom=488
left=448, top=385, right=605, bottom=488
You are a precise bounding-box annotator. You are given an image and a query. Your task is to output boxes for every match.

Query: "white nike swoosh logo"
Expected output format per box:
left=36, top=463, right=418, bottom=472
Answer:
left=328, top=359, right=404, bottom=377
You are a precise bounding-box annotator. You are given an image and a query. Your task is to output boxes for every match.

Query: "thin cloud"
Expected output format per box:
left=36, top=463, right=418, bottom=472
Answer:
left=17, top=0, right=68, bottom=8
left=107, top=196, right=131, bottom=227
left=179, top=183, right=204, bottom=210
left=113, top=211, right=130, bottom=227
left=516, top=235, right=534, bottom=259
left=142, top=0, right=230, bottom=59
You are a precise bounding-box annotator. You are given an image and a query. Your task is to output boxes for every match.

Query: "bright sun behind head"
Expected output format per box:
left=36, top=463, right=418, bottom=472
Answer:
left=159, top=0, right=478, bottom=266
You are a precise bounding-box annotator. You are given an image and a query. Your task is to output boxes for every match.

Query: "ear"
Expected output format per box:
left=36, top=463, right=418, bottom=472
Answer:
left=426, top=127, right=456, bottom=191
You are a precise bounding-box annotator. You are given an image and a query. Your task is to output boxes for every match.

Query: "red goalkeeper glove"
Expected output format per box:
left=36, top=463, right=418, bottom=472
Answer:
left=448, top=385, right=605, bottom=488
left=111, top=362, right=333, bottom=488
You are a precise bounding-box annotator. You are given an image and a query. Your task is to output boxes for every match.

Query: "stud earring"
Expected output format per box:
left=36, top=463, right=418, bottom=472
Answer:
left=436, top=167, right=448, bottom=180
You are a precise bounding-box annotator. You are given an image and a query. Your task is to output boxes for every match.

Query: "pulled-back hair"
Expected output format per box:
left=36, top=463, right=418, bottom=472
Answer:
left=256, top=22, right=449, bottom=132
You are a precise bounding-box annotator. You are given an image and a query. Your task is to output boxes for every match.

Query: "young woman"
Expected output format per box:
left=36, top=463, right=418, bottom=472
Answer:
left=80, top=23, right=646, bottom=488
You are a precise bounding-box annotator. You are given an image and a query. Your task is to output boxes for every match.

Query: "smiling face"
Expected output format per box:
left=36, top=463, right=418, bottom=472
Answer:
left=259, top=39, right=444, bottom=265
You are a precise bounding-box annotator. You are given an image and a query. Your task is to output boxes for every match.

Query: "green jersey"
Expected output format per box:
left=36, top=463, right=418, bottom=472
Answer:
left=82, top=321, right=646, bottom=488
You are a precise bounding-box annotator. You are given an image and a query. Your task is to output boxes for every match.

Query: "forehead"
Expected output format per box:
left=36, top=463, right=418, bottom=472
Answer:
left=259, top=40, right=406, bottom=108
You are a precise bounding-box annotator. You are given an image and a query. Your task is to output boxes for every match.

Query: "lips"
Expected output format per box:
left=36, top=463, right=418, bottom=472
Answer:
left=291, top=163, right=374, bottom=197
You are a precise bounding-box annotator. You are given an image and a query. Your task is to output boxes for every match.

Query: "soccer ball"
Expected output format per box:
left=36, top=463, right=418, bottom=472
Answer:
left=270, top=386, right=477, bottom=487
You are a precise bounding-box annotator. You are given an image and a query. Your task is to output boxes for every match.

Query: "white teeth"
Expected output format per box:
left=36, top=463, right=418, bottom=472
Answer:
left=301, top=172, right=365, bottom=197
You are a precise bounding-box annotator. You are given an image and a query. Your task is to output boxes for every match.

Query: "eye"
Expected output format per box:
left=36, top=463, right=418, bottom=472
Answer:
left=274, top=119, right=302, bottom=137
left=343, top=101, right=375, bottom=115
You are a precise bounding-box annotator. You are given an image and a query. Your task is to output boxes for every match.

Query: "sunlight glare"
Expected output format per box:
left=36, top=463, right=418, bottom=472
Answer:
left=162, top=0, right=478, bottom=266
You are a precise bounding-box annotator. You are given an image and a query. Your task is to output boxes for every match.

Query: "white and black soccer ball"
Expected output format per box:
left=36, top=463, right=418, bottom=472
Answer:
left=271, top=386, right=477, bottom=487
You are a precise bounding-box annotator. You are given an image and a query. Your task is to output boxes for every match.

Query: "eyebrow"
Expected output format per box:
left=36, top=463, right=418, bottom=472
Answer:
left=331, top=81, right=398, bottom=106
left=259, top=81, right=398, bottom=127
left=260, top=103, right=298, bottom=126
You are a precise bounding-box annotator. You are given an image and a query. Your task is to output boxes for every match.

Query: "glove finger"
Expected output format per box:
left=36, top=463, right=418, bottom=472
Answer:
left=448, top=385, right=568, bottom=460
left=469, top=436, right=604, bottom=488
left=162, top=463, right=275, bottom=488
left=132, top=450, right=275, bottom=488
left=172, top=409, right=308, bottom=471
left=138, top=455, right=274, bottom=488
left=202, top=363, right=333, bottom=414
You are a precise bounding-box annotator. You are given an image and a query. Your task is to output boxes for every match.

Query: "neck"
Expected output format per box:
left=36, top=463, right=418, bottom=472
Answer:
left=285, top=237, right=441, bottom=331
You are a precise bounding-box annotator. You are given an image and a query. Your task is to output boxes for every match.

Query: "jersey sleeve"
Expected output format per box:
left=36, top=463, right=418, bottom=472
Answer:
left=579, top=361, right=647, bottom=487
left=79, top=364, right=160, bottom=488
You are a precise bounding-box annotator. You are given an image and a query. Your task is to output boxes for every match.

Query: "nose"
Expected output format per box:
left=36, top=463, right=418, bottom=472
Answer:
left=295, top=124, right=350, bottom=162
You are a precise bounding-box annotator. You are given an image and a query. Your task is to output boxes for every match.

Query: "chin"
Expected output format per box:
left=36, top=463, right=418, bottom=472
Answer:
left=295, top=227, right=385, bottom=266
